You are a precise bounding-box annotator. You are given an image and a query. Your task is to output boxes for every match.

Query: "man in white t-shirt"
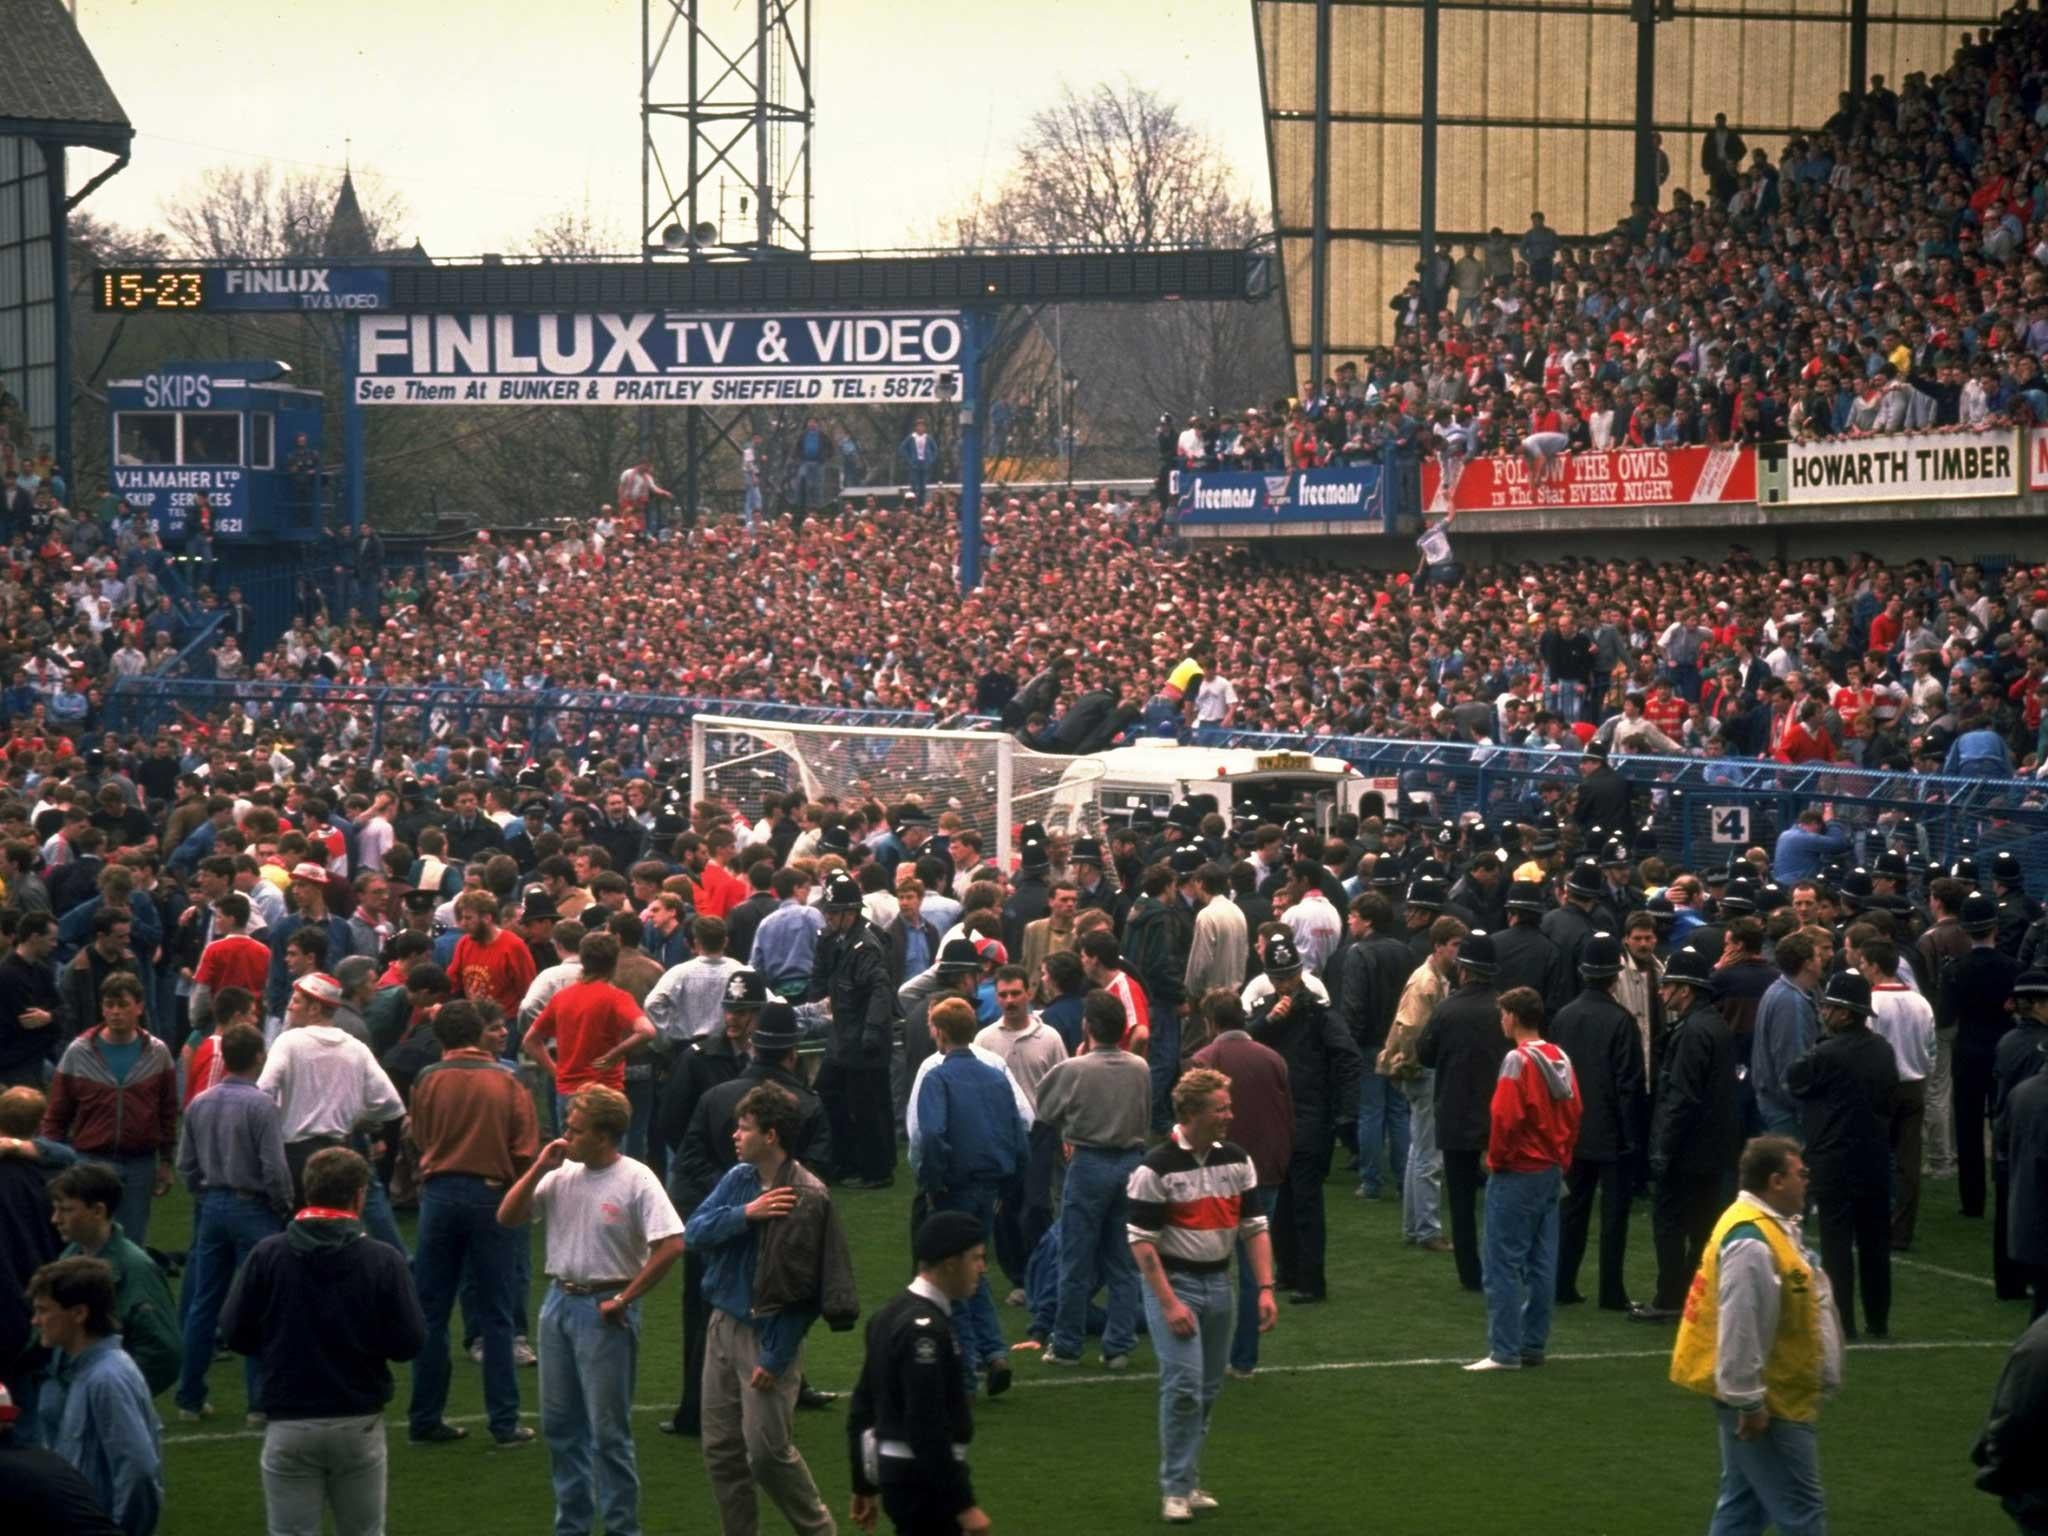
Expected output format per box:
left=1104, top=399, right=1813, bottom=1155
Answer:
left=1194, top=672, right=1239, bottom=728
left=498, top=1084, right=684, bottom=1536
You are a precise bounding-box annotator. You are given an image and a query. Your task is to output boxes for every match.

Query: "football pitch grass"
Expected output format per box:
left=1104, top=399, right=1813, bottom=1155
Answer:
left=156, top=1164, right=2025, bottom=1534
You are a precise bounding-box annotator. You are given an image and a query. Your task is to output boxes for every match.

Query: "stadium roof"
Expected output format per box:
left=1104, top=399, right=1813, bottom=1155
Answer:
left=0, top=0, right=133, bottom=153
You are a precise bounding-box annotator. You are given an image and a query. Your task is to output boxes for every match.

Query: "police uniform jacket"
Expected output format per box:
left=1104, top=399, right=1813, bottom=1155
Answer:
left=1649, top=1003, right=1742, bottom=1180
left=1540, top=901, right=1599, bottom=978
left=1547, top=987, right=1645, bottom=1162
left=1494, top=922, right=1573, bottom=1016
left=813, top=921, right=897, bottom=1066
left=1415, top=983, right=1507, bottom=1152
left=1946, top=946, right=2021, bottom=1063
left=1785, top=1026, right=1899, bottom=1187
left=1248, top=988, right=1363, bottom=1131
left=847, top=1284, right=976, bottom=1512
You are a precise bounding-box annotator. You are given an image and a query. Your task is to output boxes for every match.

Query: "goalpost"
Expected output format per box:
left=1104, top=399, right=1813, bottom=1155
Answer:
left=688, top=714, right=1102, bottom=857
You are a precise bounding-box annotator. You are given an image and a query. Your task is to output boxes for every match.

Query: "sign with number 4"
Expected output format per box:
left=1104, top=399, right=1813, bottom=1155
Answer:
left=1708, top=806, right=1751, bottom=846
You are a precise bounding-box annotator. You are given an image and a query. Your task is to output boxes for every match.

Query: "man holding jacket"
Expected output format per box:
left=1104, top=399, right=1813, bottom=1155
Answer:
left=686, top=1083, right=846, bottom=1536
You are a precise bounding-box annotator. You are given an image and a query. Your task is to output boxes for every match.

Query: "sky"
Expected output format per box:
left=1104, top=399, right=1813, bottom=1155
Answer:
left=71, top=0, right=1272, bottom=257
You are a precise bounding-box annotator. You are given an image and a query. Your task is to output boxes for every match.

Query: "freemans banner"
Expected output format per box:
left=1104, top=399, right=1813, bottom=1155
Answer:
left=1784, top=429, right=2019, bottom=503
left=1172, top=465, right=1386, bottom=529
left=1421, top=445, right=1754, bottom=513
left=352, top=311, right=963, bottom=406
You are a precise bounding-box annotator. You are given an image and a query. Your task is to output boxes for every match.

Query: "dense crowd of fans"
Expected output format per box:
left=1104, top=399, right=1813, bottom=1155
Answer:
left=1169, top=14, right=2048, bottom=475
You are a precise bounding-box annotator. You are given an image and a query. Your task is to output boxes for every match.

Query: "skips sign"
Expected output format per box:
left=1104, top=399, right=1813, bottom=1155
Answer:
left=352, top=311, right=963, bottom=406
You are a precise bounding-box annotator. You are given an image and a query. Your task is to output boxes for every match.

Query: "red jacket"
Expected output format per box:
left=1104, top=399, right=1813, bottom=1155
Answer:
left=42, top=1026, right=179, bottom=1159
left=1487, top=1039, right=1581, bottom=1173
left=1191, top=1030, right=1295, bottom=1187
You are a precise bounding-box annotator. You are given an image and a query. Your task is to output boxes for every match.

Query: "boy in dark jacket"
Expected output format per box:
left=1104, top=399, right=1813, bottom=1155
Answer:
left=221, top=1147, right=424, bottom=1535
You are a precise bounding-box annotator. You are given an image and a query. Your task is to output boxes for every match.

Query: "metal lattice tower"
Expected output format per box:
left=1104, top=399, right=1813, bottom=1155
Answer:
left=642, top=0, right=813, bottom=257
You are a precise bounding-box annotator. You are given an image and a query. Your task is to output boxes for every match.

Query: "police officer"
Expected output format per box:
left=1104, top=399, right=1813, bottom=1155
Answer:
left=1415, top=931, right=1506, bottom=1293
left=1543, top=859, right=1606, bottom=977
left=847, top=1211, right=991, bottom=1536
left=1001, top=833, right=1052, bottom=957
left=1993, top=971, right=2048, bottom=1302
left=1786, top=971, right=1900, bottom=1339
left=1992, top=851, right=2039, bottom=960
left=810, top=872, right=899, bottom=1189
left=1634, top=945, right=1742, bottom=1321
left=1247, top=935, right=1362, bottom=1303
left=1949, top=891, right=2020, bottom=1224
left=1495, top=881, right=1571, bottom=1017
left=1549, top=934, right=1645, bottom=1311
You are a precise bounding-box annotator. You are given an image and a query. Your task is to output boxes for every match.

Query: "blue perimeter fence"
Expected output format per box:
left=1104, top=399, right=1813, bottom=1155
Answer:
left=100, top=681, right=2048, bottom=895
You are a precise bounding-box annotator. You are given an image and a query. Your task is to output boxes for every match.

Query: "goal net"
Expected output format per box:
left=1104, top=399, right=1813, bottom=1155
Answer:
left=689, top=714, right=1102, bottom=858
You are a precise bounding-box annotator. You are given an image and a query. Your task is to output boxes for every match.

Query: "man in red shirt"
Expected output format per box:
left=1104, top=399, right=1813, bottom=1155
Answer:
left=191, top=893, right=270, bottom=1033
left=1466, top=985, right=1581, bottom=1373
left=522, top=930, right=653, bottom=1123
left=1643, top=678, right=1689, bottom=742
left=449, top=889, right=537, bottom=1021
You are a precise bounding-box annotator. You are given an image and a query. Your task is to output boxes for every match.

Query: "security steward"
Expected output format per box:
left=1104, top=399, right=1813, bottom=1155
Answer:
left=847, top=1210, right=992, bottom=1536
left=1634, top=944, right=1743, bottom=1322
left=657, top=968, right=765, bottom=1438
left=1549, top=933, right=1646, bottom=1311
left=1246, top=934, right=1363, bottom=1304
left=809, top=872, right=899, bottom=1189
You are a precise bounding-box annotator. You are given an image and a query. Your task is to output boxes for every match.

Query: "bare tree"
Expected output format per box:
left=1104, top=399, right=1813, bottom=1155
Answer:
left=932, top=81, right=1287, bottom=479
left=159, top=163, right=408, bottom=262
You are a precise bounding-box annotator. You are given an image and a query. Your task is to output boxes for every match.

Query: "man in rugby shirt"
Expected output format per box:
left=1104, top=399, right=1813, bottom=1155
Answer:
left=1126, top=1067, right=1278, bottom=1525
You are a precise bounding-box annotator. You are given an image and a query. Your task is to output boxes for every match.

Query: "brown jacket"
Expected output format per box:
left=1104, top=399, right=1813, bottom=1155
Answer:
left=754, top=1158, right=860, bottom=1332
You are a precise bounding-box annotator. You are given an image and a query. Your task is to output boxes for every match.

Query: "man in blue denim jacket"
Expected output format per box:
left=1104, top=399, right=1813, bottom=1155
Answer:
left=29, top=1255, right=161, bottom=1536
left=686, top=1080, right=836, bottom=1536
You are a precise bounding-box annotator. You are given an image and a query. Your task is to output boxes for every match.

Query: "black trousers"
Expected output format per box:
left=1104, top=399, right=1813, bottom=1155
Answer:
left=882, top=1483, right=969, bottom=1536
left=1996, top=1168, right=2033, bottom=1301
left=993, top=1122, right=1059, bottom=1288
left=1441, top=1148, right=1485, bottom=1291
left=1651, top=1171, right=1725, bottom=1311
left=821, top=1059, right=896, bottom=1183
left=1556, top=1156, right=1633, bottom=1309
left=1270, top=1126, right=1335, bottom=1297
left=669, top=1248, right=708, bottom=1432
left=1814, top=1177, right=1891, bottom=1335
left=1957, top=1051, right=1996, bottom=1218
left=284, top=1135, right=345, bottom=1206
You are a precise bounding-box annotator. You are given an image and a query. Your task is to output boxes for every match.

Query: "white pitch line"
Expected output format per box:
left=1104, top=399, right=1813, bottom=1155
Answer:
left=159, top=1339, right=2011, bottom=1449
left=1894, top=1255, right=1998, bottom=1289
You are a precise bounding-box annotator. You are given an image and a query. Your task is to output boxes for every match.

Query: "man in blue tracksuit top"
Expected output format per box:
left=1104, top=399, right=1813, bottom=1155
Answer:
left=911, top=995, right=1028, bottom=1396
left=1771, top=808, right=1850, bottom=884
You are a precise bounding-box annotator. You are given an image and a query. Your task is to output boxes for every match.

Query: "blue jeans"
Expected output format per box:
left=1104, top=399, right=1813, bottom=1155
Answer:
left=1229, top=1188, right=1269, bottom=1373
left=1052, top=1147, right=1143, bottom=1360
left=411, top=1176, right=522, bottom=1438
left=539, top=1284, right=643, bottom=1536
left=1401, top=1074, right=1442, bottom=1242
left=930, top=1182, right=1006, bottom=1384
left=108, top=1152, right=159, bottom=1248
left=463, top=1237, right=531, bottom=1345
left=360, top=1170, right=408, bottom=1258
left=1482, top=1164, right=1563, bottom=1364
left=1149, top=1010, right=1181, bottom=1133
left=1709, top=1406, right=1827, bottom=1536
left=177, top=1191, right=281, bottom=1412
left=1356, top=1075, right=1412, bottom=1197
left=1141, top=1268, right=1233, bottom=1499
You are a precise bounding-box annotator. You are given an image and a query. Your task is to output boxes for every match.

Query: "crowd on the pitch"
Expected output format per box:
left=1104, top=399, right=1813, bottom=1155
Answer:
left=4, top=732, right=2048, bottom=1532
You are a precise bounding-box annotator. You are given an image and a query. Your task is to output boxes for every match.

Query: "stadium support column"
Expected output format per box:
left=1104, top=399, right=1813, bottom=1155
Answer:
left=957, top=308, right=994, bottom=595
left=1419, top=0, right=1439, bottom=326
left=343, top=317, right=365, bottom=534
left=1848, top=0, right=1868, bottom=105
left=1308, top=0, right=1331, bottom=386
left=1632, top=0, right=1659, bottom=213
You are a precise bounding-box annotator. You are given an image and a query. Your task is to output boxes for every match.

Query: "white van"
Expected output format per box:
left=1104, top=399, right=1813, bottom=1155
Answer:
left=1045, top=743, right=1393, bottom=836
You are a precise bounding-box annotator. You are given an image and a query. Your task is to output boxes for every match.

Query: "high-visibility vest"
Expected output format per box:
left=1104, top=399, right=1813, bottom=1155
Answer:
left=1668, top=1198, right=1826, bottom=1424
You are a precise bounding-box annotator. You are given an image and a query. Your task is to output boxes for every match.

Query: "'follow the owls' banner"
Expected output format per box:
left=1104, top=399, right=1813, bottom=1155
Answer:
left=351, top=311, right=963, bottom=406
